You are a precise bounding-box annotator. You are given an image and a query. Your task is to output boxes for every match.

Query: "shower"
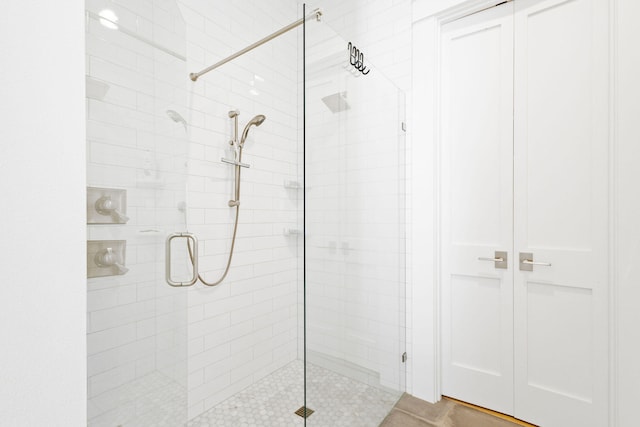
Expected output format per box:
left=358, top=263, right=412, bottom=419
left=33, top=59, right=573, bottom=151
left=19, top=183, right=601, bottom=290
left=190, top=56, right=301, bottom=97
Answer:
left=229, top=112, right=265, bottom=207
left=321, top=91, right=350, bottom=113
left=86, top=2, right=406, bottom=426
left=240, top=114, right=266, bottom=143
left=186, top=111, right=266, bottom=287
left=166, top=109, right=188, bottom=129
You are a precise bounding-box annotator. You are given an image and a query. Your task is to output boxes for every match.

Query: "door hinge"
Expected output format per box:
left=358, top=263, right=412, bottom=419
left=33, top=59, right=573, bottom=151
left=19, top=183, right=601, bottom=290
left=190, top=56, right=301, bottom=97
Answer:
left=401, top=122, right=406, bottom=132
left=402, top=352, right=407, bottom=363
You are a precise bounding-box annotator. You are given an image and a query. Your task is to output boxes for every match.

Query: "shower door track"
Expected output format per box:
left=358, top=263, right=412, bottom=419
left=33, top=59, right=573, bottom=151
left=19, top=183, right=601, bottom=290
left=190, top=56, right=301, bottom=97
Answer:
left=189, top=8, right=322, bottom=81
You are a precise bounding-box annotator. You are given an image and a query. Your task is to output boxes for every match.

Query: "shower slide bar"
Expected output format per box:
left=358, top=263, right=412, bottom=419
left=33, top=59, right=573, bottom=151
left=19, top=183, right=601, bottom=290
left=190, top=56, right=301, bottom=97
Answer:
left=189, top=8, right=322, bottom=81
left=220, top=157, right=250, bottom=168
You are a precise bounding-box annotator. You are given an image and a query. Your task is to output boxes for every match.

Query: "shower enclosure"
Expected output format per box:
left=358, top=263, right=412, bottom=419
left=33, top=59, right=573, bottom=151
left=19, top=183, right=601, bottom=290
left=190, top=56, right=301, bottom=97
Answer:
left=304, top=13, right=407, bottom=425
left=85, top=1, right=405, bottom=425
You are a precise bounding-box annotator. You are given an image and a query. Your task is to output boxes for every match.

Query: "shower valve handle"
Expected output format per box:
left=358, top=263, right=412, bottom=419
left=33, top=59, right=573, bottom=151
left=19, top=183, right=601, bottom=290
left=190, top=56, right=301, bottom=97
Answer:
left=94, top=247, right=129, bottom=275
left=95, top=195, right=129, bottom=223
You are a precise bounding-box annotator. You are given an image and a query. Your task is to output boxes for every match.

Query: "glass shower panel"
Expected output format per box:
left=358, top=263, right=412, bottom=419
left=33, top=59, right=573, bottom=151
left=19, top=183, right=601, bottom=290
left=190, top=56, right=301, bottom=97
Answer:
left=304, top=19, right=407, bottom=426
left=176, top=5, right=306, bottom=425
left=85, top=1, right=189, bottom=425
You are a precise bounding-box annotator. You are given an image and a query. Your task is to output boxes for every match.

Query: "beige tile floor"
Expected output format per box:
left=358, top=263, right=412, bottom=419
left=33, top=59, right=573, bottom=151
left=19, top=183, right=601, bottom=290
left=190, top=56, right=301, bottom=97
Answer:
left=380, top=394, right=536, bottom=427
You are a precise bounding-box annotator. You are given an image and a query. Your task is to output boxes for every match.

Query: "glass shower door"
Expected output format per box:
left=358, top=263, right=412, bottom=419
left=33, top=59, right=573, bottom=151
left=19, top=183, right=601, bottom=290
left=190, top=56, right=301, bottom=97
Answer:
left=86, top=1, right=190, bottom=425
left=304, top=16, right=407, bottom=426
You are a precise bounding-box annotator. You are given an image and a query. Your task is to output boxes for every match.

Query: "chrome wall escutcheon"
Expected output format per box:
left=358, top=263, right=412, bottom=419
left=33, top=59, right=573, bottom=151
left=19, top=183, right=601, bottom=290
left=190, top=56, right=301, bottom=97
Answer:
left=519, top=252, right=552, bottom=271
left=87, top=187, right=129, bottom=224
left=478, top=250, right=508, bottom=269
left=87, top=240, right=127, bottom=278
left=165, top=232, right=198, bottom=287
left=94, top=247, right=129, bottom=275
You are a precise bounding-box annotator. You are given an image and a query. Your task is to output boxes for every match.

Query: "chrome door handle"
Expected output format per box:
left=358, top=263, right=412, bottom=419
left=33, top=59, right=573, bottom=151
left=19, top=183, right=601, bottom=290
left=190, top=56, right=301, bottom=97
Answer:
left=478, top=257, right=505, bottom=262
left=478, top=251, right=507, bottom=269
left=166, top=232, right=199, bottom=287
left=519, top=252, right=551, bottom=271
left=522, top=260, right=552, bottom=266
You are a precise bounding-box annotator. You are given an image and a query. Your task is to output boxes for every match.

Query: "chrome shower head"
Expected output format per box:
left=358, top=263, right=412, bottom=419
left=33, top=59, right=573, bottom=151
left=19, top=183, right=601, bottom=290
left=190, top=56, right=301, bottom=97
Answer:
left=321, top=92, right=350, bottom=113
left=240, top=114, right=266, bottom=145
left=166, top=109, right=187, bottom=132
left=166, top=109, right=187, bottom=124
left=251, top=114, right=266, bottom=126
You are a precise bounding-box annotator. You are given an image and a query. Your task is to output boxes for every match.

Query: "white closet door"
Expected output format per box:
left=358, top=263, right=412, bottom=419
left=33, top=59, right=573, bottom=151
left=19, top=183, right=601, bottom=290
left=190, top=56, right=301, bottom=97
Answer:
left=513, top=0, right=609, bottom=426
left=440, top=4, right=514, bottom=415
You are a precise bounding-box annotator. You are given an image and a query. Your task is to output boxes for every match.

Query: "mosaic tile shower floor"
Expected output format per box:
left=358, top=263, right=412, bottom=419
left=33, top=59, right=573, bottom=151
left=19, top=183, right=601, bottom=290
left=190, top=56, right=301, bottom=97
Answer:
left=88, top=360, right=400, bottom=426
left=187, top=360, right=401, bottom=427
left=88, top=371, right=187, bottom=427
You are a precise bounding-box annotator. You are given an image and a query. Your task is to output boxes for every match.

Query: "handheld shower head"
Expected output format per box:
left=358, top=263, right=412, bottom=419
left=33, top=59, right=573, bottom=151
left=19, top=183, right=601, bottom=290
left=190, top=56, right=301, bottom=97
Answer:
left=240, top=114, right=266, bottom=145
left=249, top=114, right=266, bottom=127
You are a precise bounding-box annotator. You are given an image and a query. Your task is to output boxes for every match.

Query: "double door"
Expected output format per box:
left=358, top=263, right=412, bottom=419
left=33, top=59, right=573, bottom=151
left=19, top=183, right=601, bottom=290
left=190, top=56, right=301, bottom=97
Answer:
left=440, top=0, right=609, bottom=426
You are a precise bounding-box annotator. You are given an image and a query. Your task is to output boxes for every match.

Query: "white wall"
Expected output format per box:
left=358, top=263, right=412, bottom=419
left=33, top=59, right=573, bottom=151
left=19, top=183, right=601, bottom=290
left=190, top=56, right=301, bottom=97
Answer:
left=615, top=0, right=640, bottom=425
left=413, top=0, right=471, bottom=20
left=409, top=11, right=438, bottom=402
left=0, top=1, right=86, bottom=426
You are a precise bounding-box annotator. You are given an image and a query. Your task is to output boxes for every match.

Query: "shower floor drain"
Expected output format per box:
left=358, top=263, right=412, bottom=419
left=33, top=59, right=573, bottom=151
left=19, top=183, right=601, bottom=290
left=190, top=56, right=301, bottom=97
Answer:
left=295, top=406, right=315, bottom=418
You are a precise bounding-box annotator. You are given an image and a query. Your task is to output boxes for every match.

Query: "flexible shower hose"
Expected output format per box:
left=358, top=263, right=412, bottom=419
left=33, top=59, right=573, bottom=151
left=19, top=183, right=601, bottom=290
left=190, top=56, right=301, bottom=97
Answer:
left=186, top=160, right=243, bottom=286
left=186, top=205, right=240, bottom=286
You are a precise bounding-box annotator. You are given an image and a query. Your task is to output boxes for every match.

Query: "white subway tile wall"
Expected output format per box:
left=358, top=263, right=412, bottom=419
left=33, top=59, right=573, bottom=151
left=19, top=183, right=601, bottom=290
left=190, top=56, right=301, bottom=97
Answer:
left=306, top=0, right=416, bottom=393
left=307, top=0, right=413, bottom=93
left=304, top=25, right=406, bottom=395
left=176, top=0, right=302, bottom=419
left=86, top=0, right=190, bottom=423
left=87, top=0, right=412, bottom=424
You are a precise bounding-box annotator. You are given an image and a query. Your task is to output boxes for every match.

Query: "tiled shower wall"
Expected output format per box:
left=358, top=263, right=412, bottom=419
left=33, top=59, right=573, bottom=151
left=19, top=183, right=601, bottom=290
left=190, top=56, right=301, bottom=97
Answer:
left=305, top=63, right=406, bottom=392
left=305, top=0, right=414, bottom=393
left=176, top=0, right=302, bottom=418
left=86, top=0, right=190, bottom=423
left=86, top=0, right=303, bottom=423
left=87, top=0, right=412, bottom=423
left=307, top=0, right=413, bottom=92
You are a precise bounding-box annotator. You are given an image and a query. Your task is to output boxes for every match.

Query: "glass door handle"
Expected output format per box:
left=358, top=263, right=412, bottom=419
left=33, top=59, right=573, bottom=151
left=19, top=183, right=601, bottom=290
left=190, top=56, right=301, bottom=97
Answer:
left=166, top=232, right=198, bottom=287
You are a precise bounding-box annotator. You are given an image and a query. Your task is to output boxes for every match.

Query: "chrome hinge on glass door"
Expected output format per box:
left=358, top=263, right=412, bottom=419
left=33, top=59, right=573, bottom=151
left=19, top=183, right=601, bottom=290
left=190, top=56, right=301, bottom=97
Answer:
left=165, top=232, right=198, bottom=287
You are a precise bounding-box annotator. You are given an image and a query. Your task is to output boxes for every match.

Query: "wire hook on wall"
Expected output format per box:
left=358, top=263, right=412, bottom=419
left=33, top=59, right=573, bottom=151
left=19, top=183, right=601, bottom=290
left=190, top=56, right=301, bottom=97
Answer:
left=348, top=42, right=370, bottom=75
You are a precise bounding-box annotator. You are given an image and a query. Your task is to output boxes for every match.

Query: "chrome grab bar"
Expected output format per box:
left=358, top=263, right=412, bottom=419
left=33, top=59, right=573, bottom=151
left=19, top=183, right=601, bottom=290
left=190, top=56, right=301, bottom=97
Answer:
left=166, top=232, right=199, bottom=287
